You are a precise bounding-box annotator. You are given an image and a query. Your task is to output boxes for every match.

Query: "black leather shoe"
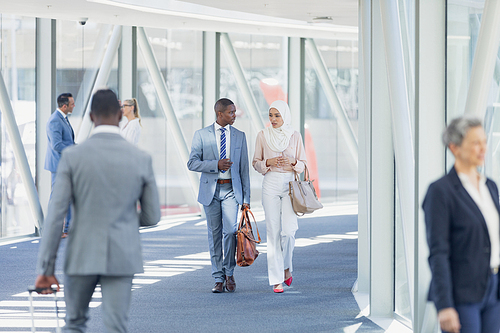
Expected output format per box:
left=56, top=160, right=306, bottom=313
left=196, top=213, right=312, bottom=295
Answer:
left=212, top=282, right=224, bottom=293
left=225, top=275, right=236, bottom=292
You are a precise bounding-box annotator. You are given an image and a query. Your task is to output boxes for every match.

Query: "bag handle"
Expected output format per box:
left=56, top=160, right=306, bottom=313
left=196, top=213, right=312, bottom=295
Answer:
left=293, top=164, right=310, bottom=182
left=238, top=207, right=261, bottom=244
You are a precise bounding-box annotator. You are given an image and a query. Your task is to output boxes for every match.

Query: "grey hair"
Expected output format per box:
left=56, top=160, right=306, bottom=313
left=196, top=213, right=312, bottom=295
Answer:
left=442, top=116, right=483, bottom=147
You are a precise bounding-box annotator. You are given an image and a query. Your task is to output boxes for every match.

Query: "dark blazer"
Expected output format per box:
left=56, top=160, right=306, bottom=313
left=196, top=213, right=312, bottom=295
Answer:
left=44, top=110, right=75, bottom=172
left=423, top=166, right=500, bottom=311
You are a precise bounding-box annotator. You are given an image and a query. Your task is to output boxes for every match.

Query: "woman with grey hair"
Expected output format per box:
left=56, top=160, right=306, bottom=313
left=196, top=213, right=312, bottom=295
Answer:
left=423, top=117, right=500, bottom=333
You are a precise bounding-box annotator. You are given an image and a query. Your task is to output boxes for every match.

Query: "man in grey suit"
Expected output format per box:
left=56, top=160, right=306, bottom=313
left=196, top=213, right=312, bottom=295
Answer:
left=34, top=89, right=161, bottom=332
left=187, top=98, right=250, bottom=293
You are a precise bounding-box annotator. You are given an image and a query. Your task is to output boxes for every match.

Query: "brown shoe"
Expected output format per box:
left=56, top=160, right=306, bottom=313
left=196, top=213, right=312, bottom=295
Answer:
left=212, top=282, right=224, bottom=293
left=61, top=232, right=68, bottom=239
left=225, top=275, right=236, bottom=292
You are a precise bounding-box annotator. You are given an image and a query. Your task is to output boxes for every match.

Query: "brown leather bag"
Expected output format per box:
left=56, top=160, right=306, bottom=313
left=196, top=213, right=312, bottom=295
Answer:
left=236, top=207, right=261, bottom=267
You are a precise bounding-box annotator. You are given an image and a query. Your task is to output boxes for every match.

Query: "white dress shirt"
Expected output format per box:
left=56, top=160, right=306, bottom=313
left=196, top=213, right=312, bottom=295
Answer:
left=214, top=122, right=231, bottom=179
left=92, top=125, right=121, bottom=136
left=458, top=172, right=500, bottom=269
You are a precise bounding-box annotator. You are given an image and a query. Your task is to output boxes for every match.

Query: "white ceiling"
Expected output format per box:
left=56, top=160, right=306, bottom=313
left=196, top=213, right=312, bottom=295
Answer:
left=0, top=0, right=358, bottom=39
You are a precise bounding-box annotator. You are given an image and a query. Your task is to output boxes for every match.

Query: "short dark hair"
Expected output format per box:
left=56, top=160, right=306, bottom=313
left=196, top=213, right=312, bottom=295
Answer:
left=57, top=93, right=73, bottom=108
left=90, top=89, right=121, bottom=118
left=214, top=98, right=234, bottom=114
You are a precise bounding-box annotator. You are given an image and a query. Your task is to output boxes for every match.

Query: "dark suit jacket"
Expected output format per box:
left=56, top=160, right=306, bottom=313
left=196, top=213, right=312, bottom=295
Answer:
left=44, top=110, right=75, bottom=172
left=423, top=166, right=500, bottom=311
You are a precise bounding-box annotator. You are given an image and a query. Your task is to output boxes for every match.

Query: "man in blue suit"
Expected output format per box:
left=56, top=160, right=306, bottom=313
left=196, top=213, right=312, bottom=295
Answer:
left=188, top=98, right=250, bottom=293
left=44, top=93, right=75, bottom=237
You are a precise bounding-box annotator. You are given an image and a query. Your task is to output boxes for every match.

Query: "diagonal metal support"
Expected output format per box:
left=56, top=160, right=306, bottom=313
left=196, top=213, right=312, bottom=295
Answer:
left=74, top=24, right=113, bottom=120
left=304, top=38, right=358, bottom=168
left=76, top=25, right=122, bottom=143
left=0, top=72, right=44, bottom=231
left=136, top=27, right=199, bottom=201
left=464, top=0, right=500, bottom=119
left=219, top=33, right=265, bottom=132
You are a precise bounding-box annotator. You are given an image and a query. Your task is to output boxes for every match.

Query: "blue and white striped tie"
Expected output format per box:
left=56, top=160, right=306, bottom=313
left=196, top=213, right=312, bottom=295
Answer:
left=220, top=128, right=226, bottom=173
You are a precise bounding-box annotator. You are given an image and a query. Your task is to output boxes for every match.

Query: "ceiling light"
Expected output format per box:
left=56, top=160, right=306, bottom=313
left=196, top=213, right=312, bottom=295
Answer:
left=312, top=16, right=333, bottom=23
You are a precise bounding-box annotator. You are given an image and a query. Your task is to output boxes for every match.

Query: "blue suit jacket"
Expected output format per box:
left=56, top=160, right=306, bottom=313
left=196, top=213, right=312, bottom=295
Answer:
left=187, top=124, right=250, bottom=206
left=423, top=166, right=500, bottom=311
left=44, top=110, right=75, bottom=172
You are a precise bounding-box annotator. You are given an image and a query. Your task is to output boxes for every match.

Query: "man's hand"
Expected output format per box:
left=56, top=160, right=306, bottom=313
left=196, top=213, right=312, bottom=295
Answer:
left=241, top=203, right=250, bottom=210
left=218, top=159, right=233, bottom=171
left=438, top=307, right=461, bottom=333
left=34, top=275, right=60, bottom=294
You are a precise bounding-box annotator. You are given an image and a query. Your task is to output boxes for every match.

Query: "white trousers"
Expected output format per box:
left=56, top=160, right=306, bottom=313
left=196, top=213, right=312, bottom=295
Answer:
left=262, top=172, right=298, bottom=285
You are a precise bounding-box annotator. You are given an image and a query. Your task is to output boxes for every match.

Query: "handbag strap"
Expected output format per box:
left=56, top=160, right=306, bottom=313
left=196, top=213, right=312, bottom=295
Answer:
left=239, top=207, right=261, bottom=243
left=293, top=164, right=310, bottom=181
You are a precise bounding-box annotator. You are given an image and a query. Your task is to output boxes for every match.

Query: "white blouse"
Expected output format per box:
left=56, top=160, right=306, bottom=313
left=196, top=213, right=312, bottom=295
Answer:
left=120, top=118, right=141, bottom=145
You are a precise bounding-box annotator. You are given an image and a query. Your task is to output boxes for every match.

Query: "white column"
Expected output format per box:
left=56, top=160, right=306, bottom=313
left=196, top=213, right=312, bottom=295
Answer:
left=464, top=0, right=500, bottom=119
left=119, top=26, right=135, bottom=100
left=369, top=0, right=394, bottom=317
left=415, top=1, right=446, bottom=332
left=76, top=26, right=122, bottom=143
left=380, top=0, right=415, bottom=321
left=287, top=37, right=304, bottom=135
left=36, top=18, right=54, bottom=220
left=357, top=0, right=371, bottom=295
left=202, top=32, right=219, bottom=128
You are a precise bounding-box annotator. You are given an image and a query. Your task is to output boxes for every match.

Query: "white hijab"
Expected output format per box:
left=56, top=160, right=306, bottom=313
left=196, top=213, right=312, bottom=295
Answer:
left=264, top=100, right=295, bottom=152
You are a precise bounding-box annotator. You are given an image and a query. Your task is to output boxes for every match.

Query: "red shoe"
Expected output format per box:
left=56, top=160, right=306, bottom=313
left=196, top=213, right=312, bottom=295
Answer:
left=284, top=276, right=293, bottom=286
left=273, top=284, right=284, bottom=293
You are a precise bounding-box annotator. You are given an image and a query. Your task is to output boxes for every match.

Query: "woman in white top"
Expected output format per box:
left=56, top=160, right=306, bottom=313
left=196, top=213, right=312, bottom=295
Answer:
left=252, top=100, right=307, bottom=293
left=120, top=98, right=141, bottom=145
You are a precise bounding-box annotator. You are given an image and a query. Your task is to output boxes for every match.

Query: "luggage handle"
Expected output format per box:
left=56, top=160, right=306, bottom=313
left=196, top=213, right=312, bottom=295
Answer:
left=28, top=286, right=61, bottom=333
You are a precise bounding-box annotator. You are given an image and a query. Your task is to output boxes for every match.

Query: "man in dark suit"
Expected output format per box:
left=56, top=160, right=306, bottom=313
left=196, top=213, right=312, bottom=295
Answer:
left=44, top=93, right=75, bottom=237
left=35, top=89, right=161, bottom=332
left=187, top=98, right=250, bottom=293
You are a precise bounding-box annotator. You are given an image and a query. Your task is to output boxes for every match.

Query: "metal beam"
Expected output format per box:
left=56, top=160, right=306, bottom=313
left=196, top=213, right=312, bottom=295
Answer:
left=0, top=72, right=44, bottom=231
left=219, top=32, right=265, bottom=132
left=304, top=38, right=358, bottom=168
left=202, top=32, right=219, bottom=128
left=380, top=0, right=416, bottom=322
left=76, top=25, right=121, bottom=143
left=136, top=27, right=199, bottom=202
left=74, top=24, right=113, bottom=120
left=464, top=0, right=500, bottom=119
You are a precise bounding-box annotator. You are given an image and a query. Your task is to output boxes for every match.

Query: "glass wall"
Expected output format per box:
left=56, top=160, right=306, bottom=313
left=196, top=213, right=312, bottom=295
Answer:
left=307, top=38, right=358, bottom=204
left=56, top=22, right=117, bottom=134
left=221, top=33, right=288, bottom=206
left=0, top=15, right=36, bottom=237
left=137, top=28, right=203, bottom=216
left=0, top=18, right=359, bottom=238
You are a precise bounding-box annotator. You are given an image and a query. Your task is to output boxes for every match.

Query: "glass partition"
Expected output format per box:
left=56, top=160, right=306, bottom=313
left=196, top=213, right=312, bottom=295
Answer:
left=307, top=38, right=358, bottom=204
left=137, top=28, right=203, bottom=216
left=0, top=15, right=36, bottom=237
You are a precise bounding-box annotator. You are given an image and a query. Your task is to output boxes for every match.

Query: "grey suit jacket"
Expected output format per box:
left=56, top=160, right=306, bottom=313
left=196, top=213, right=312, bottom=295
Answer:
left=187, top=124, right=250, bottom=206
left=37, top=132, right=161, bottom=276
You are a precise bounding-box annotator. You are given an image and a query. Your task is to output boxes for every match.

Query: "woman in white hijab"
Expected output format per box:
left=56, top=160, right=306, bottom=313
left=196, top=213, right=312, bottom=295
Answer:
left=252, top=100, right=307, bottom=293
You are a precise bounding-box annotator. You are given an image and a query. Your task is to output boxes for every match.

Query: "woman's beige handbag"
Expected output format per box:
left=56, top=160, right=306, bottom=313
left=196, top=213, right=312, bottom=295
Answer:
left=288, top=166, right=323, bottom=216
